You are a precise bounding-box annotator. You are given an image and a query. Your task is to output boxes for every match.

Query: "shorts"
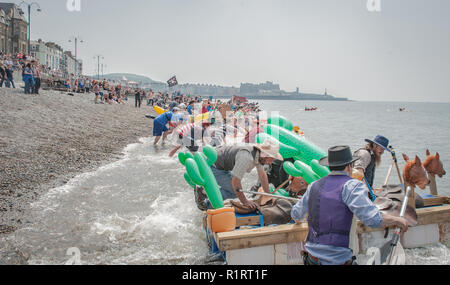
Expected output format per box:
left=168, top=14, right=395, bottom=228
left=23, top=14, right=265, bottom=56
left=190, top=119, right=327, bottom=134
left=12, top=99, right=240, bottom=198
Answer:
left=153, top=121, right=169, bottom=137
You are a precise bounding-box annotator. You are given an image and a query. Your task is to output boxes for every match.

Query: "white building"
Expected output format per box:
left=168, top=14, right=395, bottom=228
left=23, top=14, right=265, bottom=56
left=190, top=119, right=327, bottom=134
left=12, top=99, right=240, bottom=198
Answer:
left=30, top=39, right=82, bottom=78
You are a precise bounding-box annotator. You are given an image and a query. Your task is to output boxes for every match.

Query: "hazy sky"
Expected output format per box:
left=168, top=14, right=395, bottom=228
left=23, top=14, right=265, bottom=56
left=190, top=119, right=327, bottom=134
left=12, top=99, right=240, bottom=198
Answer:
left=13, top=0, right=450, bottom=102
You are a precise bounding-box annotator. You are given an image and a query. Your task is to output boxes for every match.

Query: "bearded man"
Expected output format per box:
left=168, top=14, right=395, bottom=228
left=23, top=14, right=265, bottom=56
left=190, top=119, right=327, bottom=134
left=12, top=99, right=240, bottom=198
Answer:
left=353, top=136, right=391, bottom=196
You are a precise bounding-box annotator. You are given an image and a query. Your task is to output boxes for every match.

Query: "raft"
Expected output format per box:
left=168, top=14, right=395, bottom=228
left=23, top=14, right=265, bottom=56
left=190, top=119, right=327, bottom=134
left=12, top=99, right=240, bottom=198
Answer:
left=203, top=193, right=450, bottom=265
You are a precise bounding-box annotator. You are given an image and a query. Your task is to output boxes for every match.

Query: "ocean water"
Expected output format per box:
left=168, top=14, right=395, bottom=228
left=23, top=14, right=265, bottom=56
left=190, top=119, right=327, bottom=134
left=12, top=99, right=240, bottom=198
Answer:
left=1, top=100, right=448, bottom=265
left=257, top=100, right=450, bottom=196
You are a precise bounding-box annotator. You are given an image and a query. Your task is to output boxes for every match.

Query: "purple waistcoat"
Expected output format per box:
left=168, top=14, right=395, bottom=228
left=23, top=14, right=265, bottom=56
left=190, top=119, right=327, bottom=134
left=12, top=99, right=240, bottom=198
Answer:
left=307, top=175, right=353, bottom=248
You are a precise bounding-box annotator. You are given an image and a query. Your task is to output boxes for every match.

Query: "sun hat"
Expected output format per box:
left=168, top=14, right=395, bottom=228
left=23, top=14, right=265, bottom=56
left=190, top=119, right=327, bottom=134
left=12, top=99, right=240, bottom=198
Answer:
left=319, top=146, right=360, bottom=167
left=365, top=135, right=390, bottom=152
left=255, top=139, right=284, bottom=161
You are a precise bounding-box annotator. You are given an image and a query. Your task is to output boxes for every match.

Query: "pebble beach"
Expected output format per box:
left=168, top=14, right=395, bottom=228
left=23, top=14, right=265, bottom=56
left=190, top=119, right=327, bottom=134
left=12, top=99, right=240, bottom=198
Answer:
left=0, top=88, right=153, bottom=236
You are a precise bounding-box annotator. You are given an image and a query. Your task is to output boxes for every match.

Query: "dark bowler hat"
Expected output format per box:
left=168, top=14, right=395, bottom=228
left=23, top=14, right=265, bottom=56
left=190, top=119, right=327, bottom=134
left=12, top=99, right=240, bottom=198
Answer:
left=319, top=146, right=360, bottom=167
left=365, top=135, right=390, bottom=152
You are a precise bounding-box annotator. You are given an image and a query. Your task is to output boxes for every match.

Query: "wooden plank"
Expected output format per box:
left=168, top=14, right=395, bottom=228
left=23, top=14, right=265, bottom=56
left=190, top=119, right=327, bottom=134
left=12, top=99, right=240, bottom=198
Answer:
left=215, top=223, right=309, bottom=251
left=423, top=197, right=447, bottom=207
left=236, top=216, right=261, bottom=227
left=416, top=205, right=450, bottom=225
left=357, top=205, right=450, bottom=234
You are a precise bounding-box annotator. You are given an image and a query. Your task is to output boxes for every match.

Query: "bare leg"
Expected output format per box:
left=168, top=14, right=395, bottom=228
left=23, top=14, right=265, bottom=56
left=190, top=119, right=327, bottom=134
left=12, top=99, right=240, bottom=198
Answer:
left=162, top=132, right=169, bottom=144
left=154, top=136, right=161, bottom=145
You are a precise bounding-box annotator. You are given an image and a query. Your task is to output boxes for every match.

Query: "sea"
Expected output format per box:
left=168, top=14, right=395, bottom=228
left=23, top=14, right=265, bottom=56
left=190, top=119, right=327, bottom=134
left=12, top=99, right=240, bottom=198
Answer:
left=1, top=100, right=449, bottom=265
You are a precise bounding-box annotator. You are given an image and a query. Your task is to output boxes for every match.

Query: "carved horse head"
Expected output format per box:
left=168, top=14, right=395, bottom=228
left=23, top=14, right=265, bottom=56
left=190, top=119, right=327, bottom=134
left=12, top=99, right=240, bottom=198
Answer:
left=402, top=154, right=430, bottom=190
left=424, top=150, right=446, bottom=178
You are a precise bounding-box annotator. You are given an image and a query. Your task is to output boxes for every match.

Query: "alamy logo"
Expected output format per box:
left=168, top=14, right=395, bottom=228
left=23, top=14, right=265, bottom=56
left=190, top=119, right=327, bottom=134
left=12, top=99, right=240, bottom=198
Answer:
left=67, top=0, right=81, bottom=12
left=65, top=247, right=82, bottom=265
left=367, top=0, right=381, bottom=12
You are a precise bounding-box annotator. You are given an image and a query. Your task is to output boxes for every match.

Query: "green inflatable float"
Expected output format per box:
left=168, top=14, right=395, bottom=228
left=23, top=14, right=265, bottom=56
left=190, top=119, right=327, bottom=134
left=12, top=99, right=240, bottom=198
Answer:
left=310, top=159, right=331, bottom=178
left=268, top=186, right=290, bottom=198
left=265, top=117, right=331, bottom=182
left=255, top=133, right=300, bottom=159
left=283, top=161, right=320, bottom=184
left=179, top=146, right=224, bottom=209
left=267, top=115, right=294, bottom=131
left=264, top=124, right=327, bottom=166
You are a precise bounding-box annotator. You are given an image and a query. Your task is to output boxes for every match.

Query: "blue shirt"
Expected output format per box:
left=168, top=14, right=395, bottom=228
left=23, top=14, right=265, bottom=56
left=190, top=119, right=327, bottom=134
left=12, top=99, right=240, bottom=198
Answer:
left=291, top=171, right=383, bottom=265
left=187, top=105, right=193, bottom=115
left=154, top=112, right=173, bottom=125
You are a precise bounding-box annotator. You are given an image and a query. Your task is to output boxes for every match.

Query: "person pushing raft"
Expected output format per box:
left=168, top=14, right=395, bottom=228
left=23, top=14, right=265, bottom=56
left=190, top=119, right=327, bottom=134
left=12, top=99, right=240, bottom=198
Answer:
left=194, top=140, right=283, bottom=211
left=168, top=122, right=212, bottom=157
left=352, top=135, right=391, bottom=199
left=153, top=107, right=184, bottom=145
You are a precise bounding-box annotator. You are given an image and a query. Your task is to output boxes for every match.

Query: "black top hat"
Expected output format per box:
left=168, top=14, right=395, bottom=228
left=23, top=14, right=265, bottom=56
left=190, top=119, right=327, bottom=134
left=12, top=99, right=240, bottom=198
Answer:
left=319, top=146, right=360, bottom=167
left=365, top=135, right=390, bottom=152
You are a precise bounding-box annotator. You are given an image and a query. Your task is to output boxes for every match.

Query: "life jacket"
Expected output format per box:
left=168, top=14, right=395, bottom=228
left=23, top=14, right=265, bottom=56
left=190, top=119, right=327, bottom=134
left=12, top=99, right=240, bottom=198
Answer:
left=307, top=175, right=353, bottom=248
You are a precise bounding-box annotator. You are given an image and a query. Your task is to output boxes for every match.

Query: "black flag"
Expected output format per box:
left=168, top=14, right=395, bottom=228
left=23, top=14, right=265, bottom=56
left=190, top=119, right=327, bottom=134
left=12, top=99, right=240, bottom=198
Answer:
left=167, top=76, right=178, bottom=87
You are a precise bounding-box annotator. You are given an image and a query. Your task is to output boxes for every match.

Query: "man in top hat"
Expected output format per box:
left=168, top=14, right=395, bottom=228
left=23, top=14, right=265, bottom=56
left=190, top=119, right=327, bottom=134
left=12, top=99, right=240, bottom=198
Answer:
left=291, top=145, right=409, bottom=265
left=194, top=139, right=283, bottom=211
left=353, top=135, right=391, bottom=191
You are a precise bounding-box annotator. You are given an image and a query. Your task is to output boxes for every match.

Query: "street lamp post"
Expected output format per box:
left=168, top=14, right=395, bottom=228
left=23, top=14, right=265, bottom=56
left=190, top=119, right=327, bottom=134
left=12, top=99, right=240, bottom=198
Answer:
left=101, top=63, right=107, bottom=77
left=69, top=36, right=83, bottom=76
left=20, top=1, right=41, bottom=56
left=93, top=55, right=104, bottom=80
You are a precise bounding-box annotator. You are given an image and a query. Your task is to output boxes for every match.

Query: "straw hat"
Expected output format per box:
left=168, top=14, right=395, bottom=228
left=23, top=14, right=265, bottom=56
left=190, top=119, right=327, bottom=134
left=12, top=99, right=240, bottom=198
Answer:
left=254, top=139, right=283, bottom=161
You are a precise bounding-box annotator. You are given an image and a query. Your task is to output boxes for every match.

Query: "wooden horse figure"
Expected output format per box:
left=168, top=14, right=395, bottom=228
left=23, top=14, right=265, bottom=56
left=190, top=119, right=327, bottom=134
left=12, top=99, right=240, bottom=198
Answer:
left=402, top=154, right=430, bottom=209
left=423, top=150, right=446, bottom=196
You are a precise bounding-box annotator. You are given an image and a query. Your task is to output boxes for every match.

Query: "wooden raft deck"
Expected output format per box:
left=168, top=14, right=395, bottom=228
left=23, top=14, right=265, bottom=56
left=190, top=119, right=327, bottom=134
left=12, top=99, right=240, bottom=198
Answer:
left=213, top=197, right=450, bottom=252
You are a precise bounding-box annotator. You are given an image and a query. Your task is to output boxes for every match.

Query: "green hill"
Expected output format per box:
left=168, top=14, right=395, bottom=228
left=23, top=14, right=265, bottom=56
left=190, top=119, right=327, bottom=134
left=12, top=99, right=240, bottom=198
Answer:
left=101, top=73, right=164, bottom=85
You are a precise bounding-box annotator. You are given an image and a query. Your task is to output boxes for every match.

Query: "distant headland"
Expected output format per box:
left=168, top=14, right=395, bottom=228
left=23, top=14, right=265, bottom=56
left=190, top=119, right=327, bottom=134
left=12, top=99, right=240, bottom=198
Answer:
left=101, top=73, right=348, bottom=101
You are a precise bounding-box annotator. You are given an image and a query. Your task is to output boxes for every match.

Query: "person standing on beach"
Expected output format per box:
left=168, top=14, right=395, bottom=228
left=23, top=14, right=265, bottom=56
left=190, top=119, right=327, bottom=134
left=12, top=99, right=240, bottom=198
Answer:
left=135, top=88, right=142, bottom=108
left=0, top=62, right=6, bottom=87
left=5, top=64, right=15, bottom=88
left=93, top=82, right=100, bottom=103
left=32, top=63, right=41, bottom=95
left=22, top=63, right=34, bottom=94
left=140, top=90, right=146, bottom=106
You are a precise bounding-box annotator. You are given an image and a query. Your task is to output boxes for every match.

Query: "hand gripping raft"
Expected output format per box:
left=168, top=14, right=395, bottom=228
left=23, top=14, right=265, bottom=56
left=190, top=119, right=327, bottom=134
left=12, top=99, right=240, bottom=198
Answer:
left=179, top=146, right=224, bottom=209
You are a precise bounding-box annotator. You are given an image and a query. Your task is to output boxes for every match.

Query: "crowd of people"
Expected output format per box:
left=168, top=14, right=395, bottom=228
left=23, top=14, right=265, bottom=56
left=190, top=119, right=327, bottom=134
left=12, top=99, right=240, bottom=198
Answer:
left=151, top=90, right=267, bottom=152
left=0, top=53, right=25, bottom=90
left=0, top=53, right=47, bottom=94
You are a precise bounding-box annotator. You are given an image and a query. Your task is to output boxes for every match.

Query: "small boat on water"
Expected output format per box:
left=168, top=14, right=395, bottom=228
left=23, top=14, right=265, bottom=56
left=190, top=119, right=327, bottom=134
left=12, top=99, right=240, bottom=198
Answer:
left=305, top=107, right=318, bottom=112
left=203, top=193, right=450, bottom=265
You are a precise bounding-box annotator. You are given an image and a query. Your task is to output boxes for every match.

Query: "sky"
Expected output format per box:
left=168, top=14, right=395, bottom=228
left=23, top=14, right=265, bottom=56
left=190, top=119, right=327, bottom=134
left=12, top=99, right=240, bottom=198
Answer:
left=12, top=0, right=450, bottom=102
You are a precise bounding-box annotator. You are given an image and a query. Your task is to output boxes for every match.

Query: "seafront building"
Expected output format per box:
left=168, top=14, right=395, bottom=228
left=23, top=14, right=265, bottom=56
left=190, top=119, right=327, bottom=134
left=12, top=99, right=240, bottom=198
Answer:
left=0, top=2, right=28, bottom=54
left=30, top=39, right=83, bottom=78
